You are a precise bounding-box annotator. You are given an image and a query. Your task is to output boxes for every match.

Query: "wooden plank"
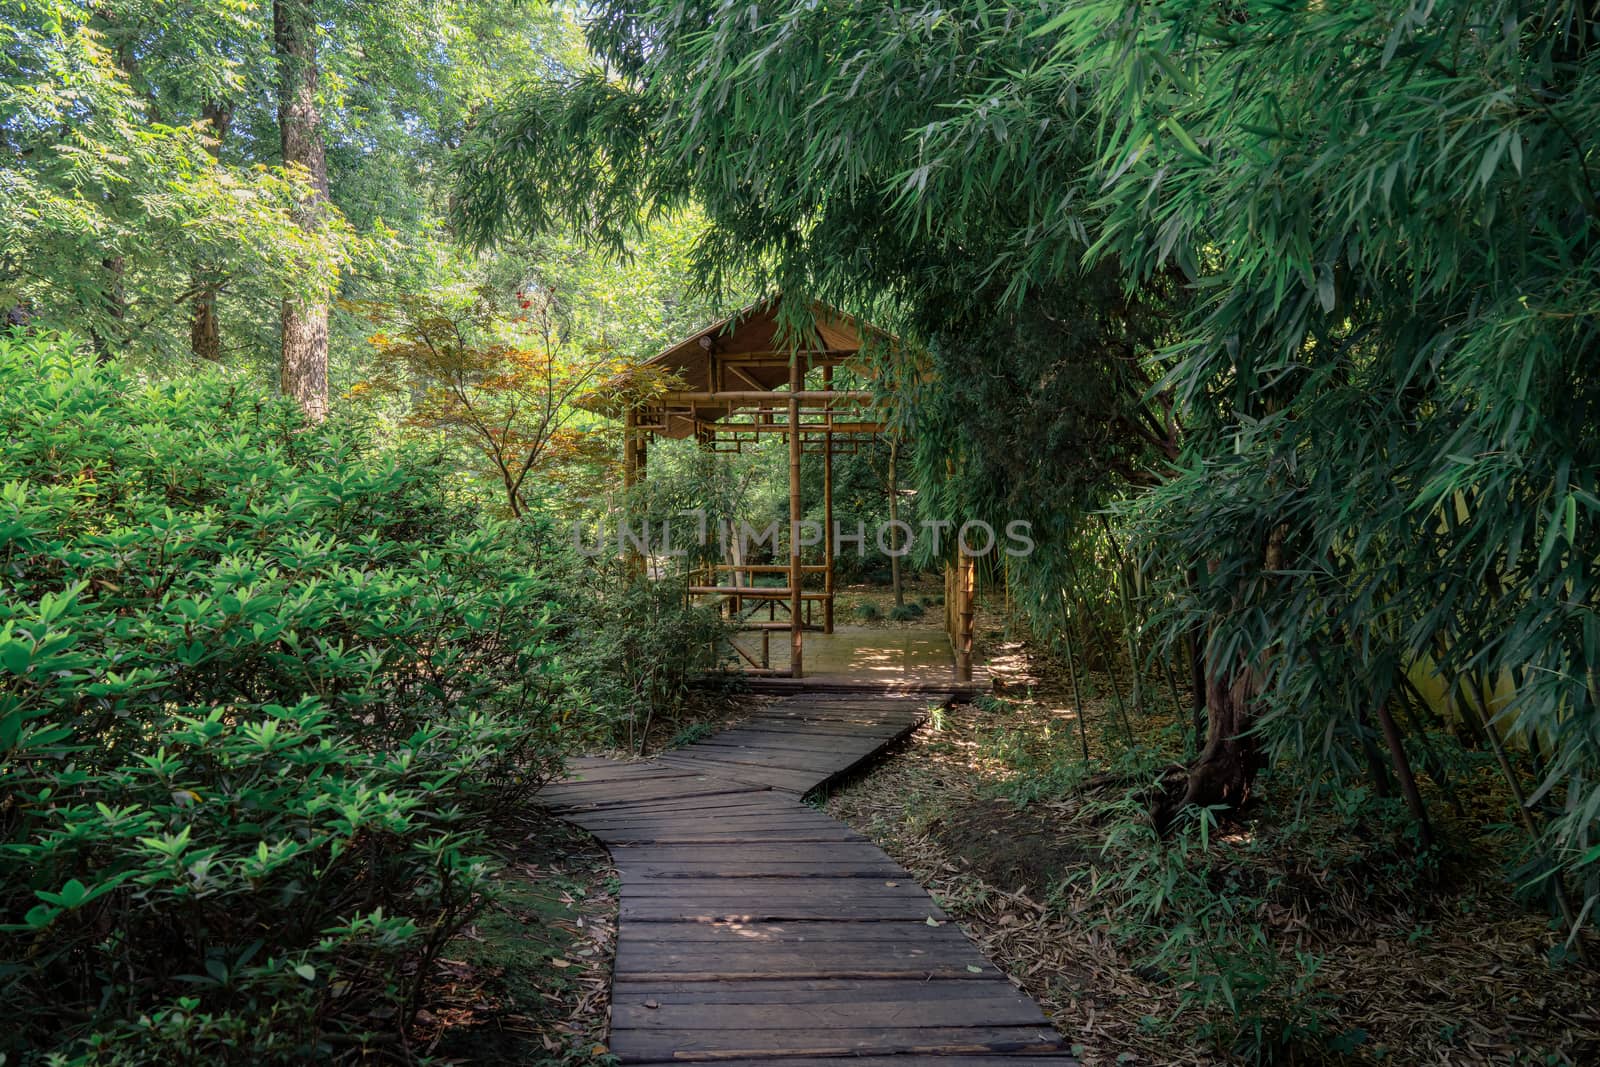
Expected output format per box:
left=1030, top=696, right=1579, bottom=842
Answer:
left=688, top=734, right=890, bottom=754
left=621, top=877, right=934, bottom=898
left=567, top=796, right=796, bottom=817
left=659, top=748, right=857, bottom=773
left=546, top=783, right=766, bottom=813
left=610, top=1026, right=1063, bottom=1062
left=591, top=828, right=869, bottom=846
left=597, top=817, right=855, bottom=831
left=567, top=806, right=817, bottom=831
left=613, top=942, right=985, bottom=978
left=610, top=844, right=895, bottom=865
left=620, top=900, right=945, bottom=922
left=614, top=921, right=971, bottom=944
left=576, top=812, right=845, bottom=833
left=612, top=996, right=1048, bottom=1030
left=749, top=704, right=923, bottom=718
left=556, top=790, right=779, bottom=817
left=616, top=862, right=906, bottom=879
left=553, top=761, right=686, bottom=781
left=745, top=711, right=920, bottom=726
left=620, top=1057, right=1076, bottom=1067
left=650, top=762, right=827, bottom=794
left=691, top=728, right=902, bottom=747
left=610, top=977, right=1027, bottom=1001
left=682, top=740, right=888, bottom=760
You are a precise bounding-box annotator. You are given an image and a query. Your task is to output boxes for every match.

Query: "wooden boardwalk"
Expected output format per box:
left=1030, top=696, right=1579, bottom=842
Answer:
left=540, top=690, right=1075, bottom=1065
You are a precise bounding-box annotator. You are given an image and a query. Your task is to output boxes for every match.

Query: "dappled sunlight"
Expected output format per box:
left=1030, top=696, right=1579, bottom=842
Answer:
left=731, top=624, right=982, bottom=685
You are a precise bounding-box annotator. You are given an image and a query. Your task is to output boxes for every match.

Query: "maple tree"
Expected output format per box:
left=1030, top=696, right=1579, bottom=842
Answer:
left=362, top=286, right=630, bottom=516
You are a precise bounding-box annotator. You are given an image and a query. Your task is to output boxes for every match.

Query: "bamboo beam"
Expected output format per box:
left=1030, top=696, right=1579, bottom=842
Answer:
left=715, top=564, right=829, bottom=574
left=657, top=390, right=873, bottom=403
left=707, top=421, right=889, bottom=436
left=737, top=621, right=825, bottom=632
left=687, top=586, right=833, bottom=599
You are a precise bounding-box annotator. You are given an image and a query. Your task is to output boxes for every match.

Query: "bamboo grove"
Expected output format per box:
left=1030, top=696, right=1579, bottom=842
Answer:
left=454, top=1, right=1600, bottom=939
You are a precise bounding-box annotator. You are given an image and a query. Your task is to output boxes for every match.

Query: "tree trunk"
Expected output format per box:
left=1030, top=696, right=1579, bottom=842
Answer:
left=1178, top=657, right=1266, bottom=812
left=190, top=103, right=233, bottom=362
left=1169, top=524, right=1286, bottom=818
left=274, top=0, right=330, bottom=419
left=89, top=255, right=126, bottom=362
left=1376, top=700, right=1434, bottom=846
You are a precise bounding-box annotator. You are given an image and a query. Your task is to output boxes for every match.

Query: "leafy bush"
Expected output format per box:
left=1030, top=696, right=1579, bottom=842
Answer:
left=854, top=601, right=883, bottom=622
left=887, top=602, right=925, bottom=622
left=562, top=561, right=729, bottom=753
left=1070, top=752, right=1357, bottom=1063
left=0, top=334, right=569, bottom=1063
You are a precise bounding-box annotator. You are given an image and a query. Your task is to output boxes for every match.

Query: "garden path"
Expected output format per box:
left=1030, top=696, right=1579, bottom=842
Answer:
left=541, top=686, right=1077, bottom=1065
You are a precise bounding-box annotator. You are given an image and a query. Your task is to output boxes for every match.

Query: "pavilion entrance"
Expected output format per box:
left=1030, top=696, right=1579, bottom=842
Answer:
left=594, top=297, right=977, bottom=682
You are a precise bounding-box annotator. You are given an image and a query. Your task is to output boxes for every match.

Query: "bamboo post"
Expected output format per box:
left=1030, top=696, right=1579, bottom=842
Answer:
left=822, top=365, right=836, bottom=634
left=945, top=564, right=955, bottom=650
left=622, top=408, right=642, bottom=577
left=788, top=350, right=804, bottom=679
left=623, top=408, right=638, bottom=490
left=954, top=554, right=974, bottom=682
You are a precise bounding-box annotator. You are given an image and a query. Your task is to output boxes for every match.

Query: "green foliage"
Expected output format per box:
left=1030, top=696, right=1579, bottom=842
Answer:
left=0, top=334, right=569, bottom=1062
left=854, top=601, right=883, bottom=623
left=456, top=0, right=1600, bottom=931
left=887, top=602, right=925, bottom=622
left=1066, top=0, right=1600, bottom=915
left=0, top=1, right=347, bottom=356
left=668, top=722, right=718, bottom=749
left=1090, top=799, right=1336, bottom=1064
left=562, top=562, right=728, bottom=755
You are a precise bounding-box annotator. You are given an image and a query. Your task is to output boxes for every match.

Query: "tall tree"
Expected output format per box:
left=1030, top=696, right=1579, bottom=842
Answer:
left=190, top=102, right=233, bottom=361
left=274, top=0, right=330, bottom=419
left=2, top=1, right=329, bottom=357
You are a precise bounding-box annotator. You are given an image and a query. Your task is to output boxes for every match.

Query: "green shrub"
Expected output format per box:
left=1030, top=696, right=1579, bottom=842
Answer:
left=854, top=601, right=883, bottom=622
left=1078, top=761, right=1340, bottom=1064
left=563, top=561, right=728, bottom=753
left=887, top=602, right=925, bottom=622
left=0, top=334, right=569, bottom=1063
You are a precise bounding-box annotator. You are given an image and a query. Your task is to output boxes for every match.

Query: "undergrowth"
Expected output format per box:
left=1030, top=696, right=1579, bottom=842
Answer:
left=828, top=666, right=1600, bottom=1065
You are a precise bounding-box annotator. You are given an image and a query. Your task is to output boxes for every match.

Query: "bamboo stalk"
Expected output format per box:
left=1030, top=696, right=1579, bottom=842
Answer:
left=1061, top=593, right=1091, bottom=763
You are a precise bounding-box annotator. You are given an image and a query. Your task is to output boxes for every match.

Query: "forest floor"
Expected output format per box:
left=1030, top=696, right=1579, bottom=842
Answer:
left=822, top=623, right=1600, bottom=1065
left=831, top=573, right=948, bottom=627
left=420, top=813, right=618, bottom=1065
